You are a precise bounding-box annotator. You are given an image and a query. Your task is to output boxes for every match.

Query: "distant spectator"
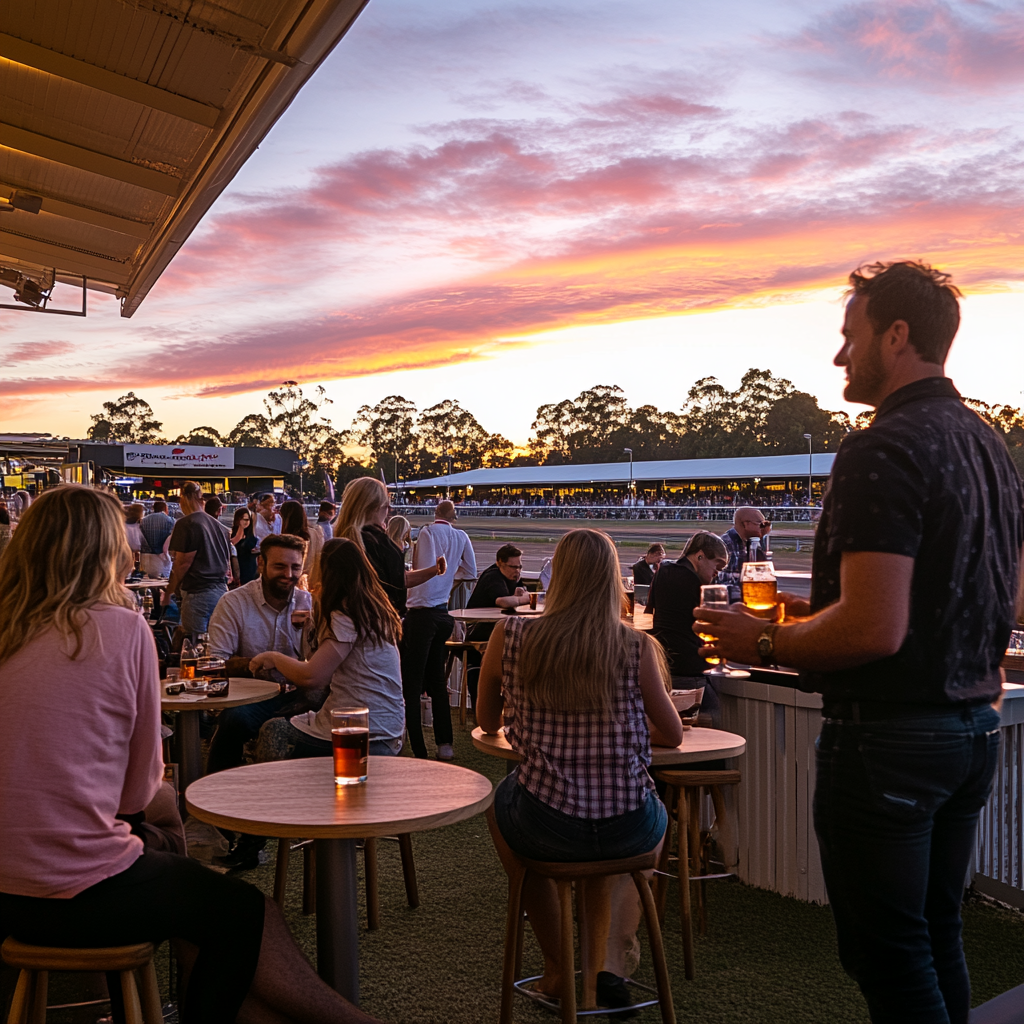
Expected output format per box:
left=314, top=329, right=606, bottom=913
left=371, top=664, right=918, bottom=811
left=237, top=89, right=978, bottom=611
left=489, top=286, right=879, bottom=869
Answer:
left=124, top=503, right=145, bottom=568
left=386, top=515, right=411, bottom=554
left=631, top=543, right=665, bottom=585
left=280, top=500, right=323, bottom=590
left=230, top=507, right=259, bottom=585
left=253, top=494, right=281, bottom=550
left=204, top=495, right=223, bottom=519
left=317, top=501, right=337, bottom=541
left=139, top=500, right=175, bottom=578
left=721, top=507, right=772, bottom=599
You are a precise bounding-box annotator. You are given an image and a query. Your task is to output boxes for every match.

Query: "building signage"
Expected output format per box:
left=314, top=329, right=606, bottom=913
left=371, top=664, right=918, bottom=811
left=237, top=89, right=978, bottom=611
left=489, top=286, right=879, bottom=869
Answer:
left=123, top=445, right=235, bottom=470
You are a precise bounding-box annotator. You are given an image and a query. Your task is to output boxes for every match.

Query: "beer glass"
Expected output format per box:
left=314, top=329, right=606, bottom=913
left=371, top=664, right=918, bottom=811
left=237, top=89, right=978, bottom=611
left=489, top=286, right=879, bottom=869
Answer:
left=740, top=561, right=779, bottom=620
left=331, top=707, right=370, bottom=785
left=698, top=584, right=750, bottom=680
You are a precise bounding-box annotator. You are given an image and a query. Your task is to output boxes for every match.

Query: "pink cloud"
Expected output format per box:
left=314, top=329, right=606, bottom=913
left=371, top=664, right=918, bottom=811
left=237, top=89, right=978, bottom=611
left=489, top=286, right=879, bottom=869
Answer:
left=0, top=341, right=75, bottom=367
left=789, top=1, right=1024, bottom=88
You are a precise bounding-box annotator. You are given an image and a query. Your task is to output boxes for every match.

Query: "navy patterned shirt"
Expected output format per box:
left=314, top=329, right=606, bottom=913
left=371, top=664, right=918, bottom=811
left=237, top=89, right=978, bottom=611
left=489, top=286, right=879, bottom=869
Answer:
left=802, top=377, right=1024, bottom=706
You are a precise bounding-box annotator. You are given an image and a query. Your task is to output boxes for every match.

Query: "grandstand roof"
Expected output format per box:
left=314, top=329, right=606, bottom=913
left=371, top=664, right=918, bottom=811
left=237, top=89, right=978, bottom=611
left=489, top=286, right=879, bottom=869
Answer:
left=400, top=453, right=837, bottom=490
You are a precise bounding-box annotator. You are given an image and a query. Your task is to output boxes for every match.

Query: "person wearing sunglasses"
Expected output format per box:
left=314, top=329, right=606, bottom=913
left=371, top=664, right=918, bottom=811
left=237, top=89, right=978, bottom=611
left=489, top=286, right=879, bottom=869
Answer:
left=720, top=507, right=771, bottom=600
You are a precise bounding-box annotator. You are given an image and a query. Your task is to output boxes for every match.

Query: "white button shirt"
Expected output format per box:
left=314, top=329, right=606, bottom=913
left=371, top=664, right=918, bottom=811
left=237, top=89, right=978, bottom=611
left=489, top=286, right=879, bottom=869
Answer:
left=407, top=520, right=477, bottom=609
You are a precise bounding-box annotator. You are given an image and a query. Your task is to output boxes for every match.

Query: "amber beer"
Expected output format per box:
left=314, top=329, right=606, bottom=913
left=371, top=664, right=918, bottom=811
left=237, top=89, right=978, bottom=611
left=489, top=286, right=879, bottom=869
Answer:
left=742, top=579, right=778, bottom=619
left=332, top=727, right=369, bottom=784
left=697, top=630, right=722, bottom=666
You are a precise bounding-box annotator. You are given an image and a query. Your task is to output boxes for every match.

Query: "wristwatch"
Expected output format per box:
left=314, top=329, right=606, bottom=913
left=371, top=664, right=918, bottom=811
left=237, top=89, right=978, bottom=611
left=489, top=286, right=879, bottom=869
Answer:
left=756, top=624, right=780, bottom=665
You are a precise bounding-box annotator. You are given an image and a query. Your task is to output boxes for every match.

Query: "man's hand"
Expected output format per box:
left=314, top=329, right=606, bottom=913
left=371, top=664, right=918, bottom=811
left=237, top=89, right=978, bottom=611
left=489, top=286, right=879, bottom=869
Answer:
left=515, top=586, right=531, bottom=606
left=435, top=555, right=447, bottom=577
left=693, top=604, right=768, bottom=665
left=291, top=609, right=311, bottom=629
left=777, top=591, right=811, bottom=617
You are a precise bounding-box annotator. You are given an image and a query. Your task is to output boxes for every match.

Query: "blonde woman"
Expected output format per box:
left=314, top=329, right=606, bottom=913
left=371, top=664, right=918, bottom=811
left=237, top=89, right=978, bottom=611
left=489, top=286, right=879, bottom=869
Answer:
left=477, top=528, right=682, bottom=1014
left=385, top=515, right=411, bottom=555
left=333, top=477, right=443, bottom=613
left=0, top=486, right=381, bottom=1024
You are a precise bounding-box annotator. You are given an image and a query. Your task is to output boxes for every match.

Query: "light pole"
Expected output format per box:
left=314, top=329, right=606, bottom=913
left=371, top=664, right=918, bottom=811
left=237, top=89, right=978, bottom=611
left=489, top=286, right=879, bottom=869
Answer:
left=624, top=448, right=633, bottom=510
left=803, top=433, right=813, bottom=506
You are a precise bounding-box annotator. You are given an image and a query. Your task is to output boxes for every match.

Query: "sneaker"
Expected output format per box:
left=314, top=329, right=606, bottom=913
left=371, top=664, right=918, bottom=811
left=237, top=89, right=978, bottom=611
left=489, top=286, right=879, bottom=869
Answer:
left=213, top=834, right=267, bottom=872
left=436, top=743, right=455, bottom=761
left=596, top=972, right=638, bottom=1019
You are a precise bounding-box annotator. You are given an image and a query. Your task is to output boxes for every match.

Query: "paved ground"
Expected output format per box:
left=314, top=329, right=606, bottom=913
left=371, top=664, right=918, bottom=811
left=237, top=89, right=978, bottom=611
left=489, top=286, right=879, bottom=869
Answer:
left=447, top=515, right=815, bottom=599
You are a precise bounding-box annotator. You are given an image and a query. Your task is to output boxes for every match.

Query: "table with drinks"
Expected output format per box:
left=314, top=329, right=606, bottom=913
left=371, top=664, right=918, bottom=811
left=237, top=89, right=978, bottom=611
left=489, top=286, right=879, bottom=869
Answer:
left=162, top=651, right=280, bottom=792
left=185, top=706, right=494, bottom=1004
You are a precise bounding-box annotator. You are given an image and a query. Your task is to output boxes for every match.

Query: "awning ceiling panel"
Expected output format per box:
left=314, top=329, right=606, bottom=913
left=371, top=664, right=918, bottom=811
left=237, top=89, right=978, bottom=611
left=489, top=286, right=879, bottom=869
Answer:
left=0, top=0, right=367, bottom=315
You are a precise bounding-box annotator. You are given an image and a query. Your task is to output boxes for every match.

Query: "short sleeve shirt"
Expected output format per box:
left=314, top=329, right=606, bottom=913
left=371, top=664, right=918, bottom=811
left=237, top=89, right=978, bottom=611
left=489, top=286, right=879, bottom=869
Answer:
left=168, top=512, right=230, bottom=592
left=467, top=563, right=520, bottom=642
left=802, top=377, right=1024, bottom=706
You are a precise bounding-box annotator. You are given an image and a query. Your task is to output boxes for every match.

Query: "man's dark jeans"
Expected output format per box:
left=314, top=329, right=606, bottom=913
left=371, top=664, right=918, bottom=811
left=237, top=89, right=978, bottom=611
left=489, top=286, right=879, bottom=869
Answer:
left=206, top=690, right=295, bottom=774
left=814, top=704, right=1000, bottom=1024
left=401, top=605, right=454, bottom=758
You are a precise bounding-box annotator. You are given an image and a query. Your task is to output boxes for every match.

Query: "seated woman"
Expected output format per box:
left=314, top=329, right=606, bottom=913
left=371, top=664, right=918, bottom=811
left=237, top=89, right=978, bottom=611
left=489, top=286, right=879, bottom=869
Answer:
left=0, top=486, right=382, bottom=1024
left=252, top=538, right=405, bottom=761
left=477, top=528, right=682, bottom=1013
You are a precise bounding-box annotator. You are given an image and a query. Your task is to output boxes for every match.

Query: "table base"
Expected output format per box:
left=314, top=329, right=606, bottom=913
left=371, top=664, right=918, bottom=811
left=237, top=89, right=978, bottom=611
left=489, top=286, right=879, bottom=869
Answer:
left=174, top=711, right=203, bottom=811
left=315, top=838, right=360, bottom=1003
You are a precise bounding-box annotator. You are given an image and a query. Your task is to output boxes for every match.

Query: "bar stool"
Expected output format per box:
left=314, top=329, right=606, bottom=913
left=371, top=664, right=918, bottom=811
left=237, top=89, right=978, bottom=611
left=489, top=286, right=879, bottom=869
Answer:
left=653, top=768, right=742, bottom=980
left=274, top=834, right=419, bottom=929
left=2, top=938, right=163, bottom=1024
left=443, top=638, right=487, bottom=727
left=493, top=831, right=676, bottom=1023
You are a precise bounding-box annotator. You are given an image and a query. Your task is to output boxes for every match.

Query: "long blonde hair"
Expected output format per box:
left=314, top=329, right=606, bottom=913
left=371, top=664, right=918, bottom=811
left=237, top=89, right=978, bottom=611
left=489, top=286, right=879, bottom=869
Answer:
left=0, top=486, right=135, bottom=666
left=516, top=528, right=658, bottom=711
left=334, top=477, right=389, bottom=551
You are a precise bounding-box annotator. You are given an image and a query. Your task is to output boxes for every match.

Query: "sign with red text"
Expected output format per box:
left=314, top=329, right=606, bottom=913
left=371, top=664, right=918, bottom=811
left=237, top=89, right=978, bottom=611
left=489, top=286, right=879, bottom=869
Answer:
left=123, top=445, right=235, bottom=470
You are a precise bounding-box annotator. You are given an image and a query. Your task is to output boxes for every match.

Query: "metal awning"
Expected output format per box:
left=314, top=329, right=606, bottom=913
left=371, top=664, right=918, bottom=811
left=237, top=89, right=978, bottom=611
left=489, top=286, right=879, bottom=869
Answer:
left=0, top=0, right=367, bottom=315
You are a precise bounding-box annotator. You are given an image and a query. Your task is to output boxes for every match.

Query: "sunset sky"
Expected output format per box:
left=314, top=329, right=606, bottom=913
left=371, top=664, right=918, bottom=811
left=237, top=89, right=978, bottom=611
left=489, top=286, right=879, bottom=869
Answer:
left=3, top=0, right=1023, bottom=445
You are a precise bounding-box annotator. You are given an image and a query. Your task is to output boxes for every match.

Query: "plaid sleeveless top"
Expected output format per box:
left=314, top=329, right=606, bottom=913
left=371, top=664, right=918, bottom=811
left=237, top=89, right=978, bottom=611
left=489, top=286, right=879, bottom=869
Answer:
left=501, top=616, right=655, bottom=818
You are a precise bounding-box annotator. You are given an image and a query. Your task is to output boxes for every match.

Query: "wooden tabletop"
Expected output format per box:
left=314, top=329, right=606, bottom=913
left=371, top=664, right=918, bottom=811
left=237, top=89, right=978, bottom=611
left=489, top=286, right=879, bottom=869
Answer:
left=125, top=578, right=169, bottom=590
left=471, top=726, right=746, bottom=764
left=185, top=756, right=495, bottom=839
left=161, top=677, right=280, bottom=711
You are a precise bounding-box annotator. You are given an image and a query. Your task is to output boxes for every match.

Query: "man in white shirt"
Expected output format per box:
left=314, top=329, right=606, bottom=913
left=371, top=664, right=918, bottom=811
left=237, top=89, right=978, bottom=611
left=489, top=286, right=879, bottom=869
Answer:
left=205, top=534, right=313, bottom=776
left=401, top=500, right=477, bottom=761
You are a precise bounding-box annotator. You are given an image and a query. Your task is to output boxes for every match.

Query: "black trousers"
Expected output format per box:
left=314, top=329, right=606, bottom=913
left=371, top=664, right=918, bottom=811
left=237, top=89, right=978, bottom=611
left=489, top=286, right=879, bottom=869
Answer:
left=0, top=850, right=264, bottom=1024
left=400, top=605, right=454, bottom=757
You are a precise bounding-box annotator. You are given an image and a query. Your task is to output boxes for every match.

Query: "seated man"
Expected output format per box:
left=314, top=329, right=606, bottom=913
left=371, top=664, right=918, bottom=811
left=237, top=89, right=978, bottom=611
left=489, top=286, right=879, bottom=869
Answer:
left=646, top=530, right=727, bottom=725
left=464, top=543, right=531, bottom=705
left=630, top=543, right=665, bottom=585
left=205, top=535, right=314, bottom=780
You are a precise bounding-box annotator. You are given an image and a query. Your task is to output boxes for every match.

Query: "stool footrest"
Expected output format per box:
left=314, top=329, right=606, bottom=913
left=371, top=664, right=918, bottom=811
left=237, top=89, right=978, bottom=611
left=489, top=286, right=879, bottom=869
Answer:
left=513, top=973, right=660, bottom=1018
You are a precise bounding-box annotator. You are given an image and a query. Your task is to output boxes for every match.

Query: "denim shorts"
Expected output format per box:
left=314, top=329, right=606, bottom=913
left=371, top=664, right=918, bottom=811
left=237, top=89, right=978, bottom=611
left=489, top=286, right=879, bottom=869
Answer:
left=493, top=770, right=667, bottom=862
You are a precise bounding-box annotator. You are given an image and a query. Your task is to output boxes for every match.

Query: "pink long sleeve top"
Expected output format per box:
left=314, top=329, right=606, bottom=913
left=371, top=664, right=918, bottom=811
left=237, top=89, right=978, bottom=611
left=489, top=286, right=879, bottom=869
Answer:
left=0, top=604, right=163, bottom=898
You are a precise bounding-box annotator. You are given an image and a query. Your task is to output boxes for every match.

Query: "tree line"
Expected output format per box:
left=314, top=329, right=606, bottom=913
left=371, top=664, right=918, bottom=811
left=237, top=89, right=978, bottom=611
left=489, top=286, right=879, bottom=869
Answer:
left=85, top=371, right=1024, bottom=492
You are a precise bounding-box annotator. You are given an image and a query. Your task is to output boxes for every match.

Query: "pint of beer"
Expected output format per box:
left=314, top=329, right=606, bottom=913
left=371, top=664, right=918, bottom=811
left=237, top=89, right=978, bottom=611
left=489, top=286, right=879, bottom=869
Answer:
left=740, top=562, right=779, bottom=620
left=331, top=707, right=370, bottom=785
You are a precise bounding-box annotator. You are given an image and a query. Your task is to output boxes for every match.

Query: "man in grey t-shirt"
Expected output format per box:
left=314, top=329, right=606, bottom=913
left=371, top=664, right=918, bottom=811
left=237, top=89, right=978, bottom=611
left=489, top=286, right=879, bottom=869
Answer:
left=161, top=480, right=230, bottom=637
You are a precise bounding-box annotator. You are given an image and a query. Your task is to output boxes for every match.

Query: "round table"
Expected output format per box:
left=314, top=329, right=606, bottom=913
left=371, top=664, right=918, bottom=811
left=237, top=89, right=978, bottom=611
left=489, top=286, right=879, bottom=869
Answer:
left=162, top=678, right=280, bottom=792
left=185, top=756, right=494, bottom=1003
left=125, top=578, right=169, bottom=590
left=449, top=607, right=542, bottom=624
left=471, top=725, right=746, bottom=765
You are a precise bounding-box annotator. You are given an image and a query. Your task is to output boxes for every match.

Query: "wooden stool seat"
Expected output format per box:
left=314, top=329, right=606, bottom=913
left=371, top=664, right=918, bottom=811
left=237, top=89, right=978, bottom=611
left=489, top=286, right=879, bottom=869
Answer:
left=2, top=938, right=162, bottom=1024
left=497, top=837, right=676, bottom=1024
left=653, top=767, right=742, bottom=980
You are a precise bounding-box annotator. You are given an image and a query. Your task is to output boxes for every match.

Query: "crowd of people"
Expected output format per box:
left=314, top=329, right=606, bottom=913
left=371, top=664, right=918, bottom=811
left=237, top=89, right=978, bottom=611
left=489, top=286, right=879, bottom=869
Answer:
left=0, top=261, right=1021, bottom=1024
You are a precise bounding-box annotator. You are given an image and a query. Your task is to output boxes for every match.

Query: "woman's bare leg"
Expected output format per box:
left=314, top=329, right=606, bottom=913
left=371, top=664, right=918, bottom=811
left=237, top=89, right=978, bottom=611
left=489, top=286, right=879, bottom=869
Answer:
left=236, top=897, right=383, bottom=1024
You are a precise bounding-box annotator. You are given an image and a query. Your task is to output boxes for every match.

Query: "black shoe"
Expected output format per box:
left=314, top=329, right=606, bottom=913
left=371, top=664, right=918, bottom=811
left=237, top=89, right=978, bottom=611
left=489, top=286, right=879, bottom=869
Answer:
left=214, top=834, right=266, bottom=871
left=596, top=972, right=639, bottom=1019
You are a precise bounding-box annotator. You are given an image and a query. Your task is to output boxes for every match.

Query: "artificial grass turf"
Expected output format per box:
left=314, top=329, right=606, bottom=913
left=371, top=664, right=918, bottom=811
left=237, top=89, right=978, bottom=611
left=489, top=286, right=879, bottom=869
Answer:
left=244, top=729, right=1024, bottom=1024
left=19, top=726, right=1024, bottom=1023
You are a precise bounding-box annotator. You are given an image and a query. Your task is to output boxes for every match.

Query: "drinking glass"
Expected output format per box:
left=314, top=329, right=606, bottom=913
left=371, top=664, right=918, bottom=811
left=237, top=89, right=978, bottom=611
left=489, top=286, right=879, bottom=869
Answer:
left=670, top=687, right=704, bottom=729
left=698, top=584, right=750, bottom=680
left=331, top=707, right=370, bottom=785
left=740, top=562, right=779, bottom=620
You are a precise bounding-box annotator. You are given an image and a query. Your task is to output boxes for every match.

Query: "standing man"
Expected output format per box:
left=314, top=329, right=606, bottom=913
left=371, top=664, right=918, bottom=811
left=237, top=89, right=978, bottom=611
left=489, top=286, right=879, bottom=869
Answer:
left=402, top=500, right=476, bottom=761
left=161, top=481, right=231, bottom=638
left=696, top=261, right=1023, bottom=1024
left=139, top=499, right=175, bottom=578
left=317, top=501, right=337, bottom=540
left=720, top=507, right=772, bottom=599
left=630, top=543, right=665, bottom=585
